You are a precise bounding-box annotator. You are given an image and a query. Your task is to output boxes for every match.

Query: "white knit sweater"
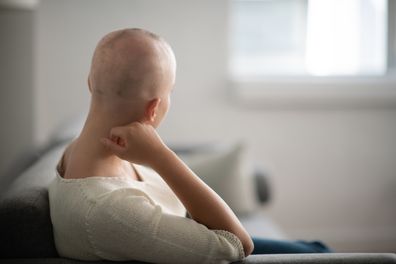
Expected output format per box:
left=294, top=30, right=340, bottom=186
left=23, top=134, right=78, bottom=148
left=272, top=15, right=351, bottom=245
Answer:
left=48, top=163, right=245, bottom=264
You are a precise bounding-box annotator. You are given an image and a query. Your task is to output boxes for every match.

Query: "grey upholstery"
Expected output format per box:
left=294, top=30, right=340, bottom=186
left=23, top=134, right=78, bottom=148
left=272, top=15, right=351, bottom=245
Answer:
left=0, top=140, right=69, bottom=258
left=0, top=187, right=58, bottom=258
left=2, top=254, right=396, bottom=264
left=237, top=253, right=396, bottom=263
left=0, top=138, right=395, bottom=263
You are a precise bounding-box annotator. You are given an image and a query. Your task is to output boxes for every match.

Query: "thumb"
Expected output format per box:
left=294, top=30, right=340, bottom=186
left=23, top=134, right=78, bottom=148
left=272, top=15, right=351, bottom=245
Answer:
left=100, top=137, right=126, bottom=155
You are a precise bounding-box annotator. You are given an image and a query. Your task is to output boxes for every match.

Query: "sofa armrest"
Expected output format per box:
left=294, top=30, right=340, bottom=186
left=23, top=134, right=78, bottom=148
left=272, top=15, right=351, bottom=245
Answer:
left=237, top=253, right=396, bottom=264
left=2, top=253, right=396, bottom=264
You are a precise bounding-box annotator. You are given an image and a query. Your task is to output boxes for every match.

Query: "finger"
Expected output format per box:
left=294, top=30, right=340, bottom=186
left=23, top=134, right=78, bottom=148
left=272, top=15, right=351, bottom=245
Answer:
left=109, top=126, right=127, bottom=139
left=100, top=138, right=126, bottom=154
left=119, top=137, right=126, bottom=147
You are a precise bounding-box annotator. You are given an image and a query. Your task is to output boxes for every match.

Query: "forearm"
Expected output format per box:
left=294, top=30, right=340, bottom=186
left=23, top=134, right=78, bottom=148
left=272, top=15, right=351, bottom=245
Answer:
left=151, top=146, right=254, bottom=256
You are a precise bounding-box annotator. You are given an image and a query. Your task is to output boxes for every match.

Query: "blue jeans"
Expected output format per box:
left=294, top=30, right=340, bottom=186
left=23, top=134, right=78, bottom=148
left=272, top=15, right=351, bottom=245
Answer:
left=251, top=237, right=333, bottom=254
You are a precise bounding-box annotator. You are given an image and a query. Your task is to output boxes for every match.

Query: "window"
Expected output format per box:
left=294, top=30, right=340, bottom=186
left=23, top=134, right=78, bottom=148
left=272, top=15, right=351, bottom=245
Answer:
left=230, top=0, right=390, bottom=77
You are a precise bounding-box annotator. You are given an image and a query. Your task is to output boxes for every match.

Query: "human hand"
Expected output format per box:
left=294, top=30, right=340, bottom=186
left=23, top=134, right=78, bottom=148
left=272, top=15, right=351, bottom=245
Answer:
left=100, top=122, right=168, bottom=167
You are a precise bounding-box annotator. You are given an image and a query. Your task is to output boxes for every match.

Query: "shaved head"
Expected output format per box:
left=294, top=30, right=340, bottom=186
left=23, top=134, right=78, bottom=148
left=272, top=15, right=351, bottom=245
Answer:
left=88, top=28, right=176, bottom=122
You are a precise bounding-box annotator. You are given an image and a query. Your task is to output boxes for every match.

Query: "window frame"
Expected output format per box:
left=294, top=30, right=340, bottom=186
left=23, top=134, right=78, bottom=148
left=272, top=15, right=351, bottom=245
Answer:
left=228, top=0, right=396, bottom=108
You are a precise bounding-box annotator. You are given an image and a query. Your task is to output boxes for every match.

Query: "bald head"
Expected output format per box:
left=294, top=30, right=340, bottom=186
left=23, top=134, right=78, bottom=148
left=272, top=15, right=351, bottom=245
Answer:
left=89, top=28, right=176, bottom=105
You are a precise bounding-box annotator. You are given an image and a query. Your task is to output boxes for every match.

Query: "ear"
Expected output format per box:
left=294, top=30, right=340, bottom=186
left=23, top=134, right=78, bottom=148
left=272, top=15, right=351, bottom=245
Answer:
left=144, top=98, right=161, bottom=123
left=87, top=75, right=92, bottom=93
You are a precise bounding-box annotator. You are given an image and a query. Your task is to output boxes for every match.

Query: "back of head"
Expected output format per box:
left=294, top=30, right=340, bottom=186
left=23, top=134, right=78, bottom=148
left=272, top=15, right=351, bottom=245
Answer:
left=88, top=28, right=176, bottom=123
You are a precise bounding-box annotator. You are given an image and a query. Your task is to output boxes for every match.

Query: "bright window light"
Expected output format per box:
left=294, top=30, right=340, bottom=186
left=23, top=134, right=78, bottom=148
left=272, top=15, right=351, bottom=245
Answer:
left=230, top=0, right=388, bottom=77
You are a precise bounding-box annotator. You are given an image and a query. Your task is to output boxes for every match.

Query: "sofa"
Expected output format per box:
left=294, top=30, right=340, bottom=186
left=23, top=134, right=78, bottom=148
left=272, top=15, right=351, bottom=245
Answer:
left=1, top=117, right=395, bottom=264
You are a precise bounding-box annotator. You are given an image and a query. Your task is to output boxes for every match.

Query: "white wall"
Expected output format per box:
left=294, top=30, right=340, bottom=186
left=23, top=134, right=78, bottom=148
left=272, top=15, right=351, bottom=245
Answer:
left=0, top=7, right=34, bottom=179
left=36, top=0, right=396, bottom=252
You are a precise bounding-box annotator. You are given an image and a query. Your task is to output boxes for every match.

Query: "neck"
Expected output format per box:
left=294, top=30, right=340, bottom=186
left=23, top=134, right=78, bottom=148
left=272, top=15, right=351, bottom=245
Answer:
left=77, top=111, right=123, bottom=165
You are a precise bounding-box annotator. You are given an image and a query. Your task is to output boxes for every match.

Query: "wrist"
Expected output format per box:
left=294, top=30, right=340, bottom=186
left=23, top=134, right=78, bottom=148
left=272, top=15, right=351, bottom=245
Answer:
left=149, top=145, right=174, bottom=172
left=150, top=145, right=176, bottom=172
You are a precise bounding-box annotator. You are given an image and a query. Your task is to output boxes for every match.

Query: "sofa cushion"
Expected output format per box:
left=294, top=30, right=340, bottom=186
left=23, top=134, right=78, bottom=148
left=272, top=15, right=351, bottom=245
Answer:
left=0, top=137, right=71, bottom=195
left=0, top=140, right=70, bottom=258
left=179, top=142, right=259, bottom=215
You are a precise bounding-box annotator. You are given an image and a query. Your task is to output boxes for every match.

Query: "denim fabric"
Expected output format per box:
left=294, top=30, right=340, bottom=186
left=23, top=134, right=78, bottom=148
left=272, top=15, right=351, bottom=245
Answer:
left=251, top=237, right=333, bottom=254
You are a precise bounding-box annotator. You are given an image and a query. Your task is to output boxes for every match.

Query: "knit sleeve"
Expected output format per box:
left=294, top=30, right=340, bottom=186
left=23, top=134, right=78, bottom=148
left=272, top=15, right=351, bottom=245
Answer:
left=86, top=188, right=245, bottom=264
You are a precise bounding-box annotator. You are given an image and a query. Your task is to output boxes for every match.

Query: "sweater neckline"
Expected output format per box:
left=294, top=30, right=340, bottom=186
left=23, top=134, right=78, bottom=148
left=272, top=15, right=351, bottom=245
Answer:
left=55, top=163, right=146, bottom=184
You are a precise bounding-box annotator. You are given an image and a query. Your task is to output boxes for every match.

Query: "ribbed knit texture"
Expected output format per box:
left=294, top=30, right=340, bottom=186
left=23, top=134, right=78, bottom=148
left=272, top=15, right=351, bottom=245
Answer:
left=48, top=164, right=245, bottom=264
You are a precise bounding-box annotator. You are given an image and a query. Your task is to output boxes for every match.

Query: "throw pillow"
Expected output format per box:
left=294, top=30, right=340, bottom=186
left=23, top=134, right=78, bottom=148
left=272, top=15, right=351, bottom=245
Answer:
left=179, top=142, right=258, bottom=216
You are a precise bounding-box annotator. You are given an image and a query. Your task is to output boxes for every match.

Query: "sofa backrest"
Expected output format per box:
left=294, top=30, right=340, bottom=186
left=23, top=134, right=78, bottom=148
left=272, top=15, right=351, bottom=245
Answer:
left=0, top=140, right=70, bottom=258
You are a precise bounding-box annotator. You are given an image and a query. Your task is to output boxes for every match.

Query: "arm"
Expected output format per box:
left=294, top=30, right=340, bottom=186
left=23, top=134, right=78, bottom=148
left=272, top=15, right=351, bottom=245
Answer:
left=152, top=147, right=254, bottom=256
left=100, top=122, right=254, bottom=256
left=88, top=189, right=245, bottom=263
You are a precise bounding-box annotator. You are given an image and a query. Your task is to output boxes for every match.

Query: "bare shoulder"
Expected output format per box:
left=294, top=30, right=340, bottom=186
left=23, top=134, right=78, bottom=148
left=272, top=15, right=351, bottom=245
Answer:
left=63, top=139, right=78, bottom=164
left=57, top=139, right=77, bottom=177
